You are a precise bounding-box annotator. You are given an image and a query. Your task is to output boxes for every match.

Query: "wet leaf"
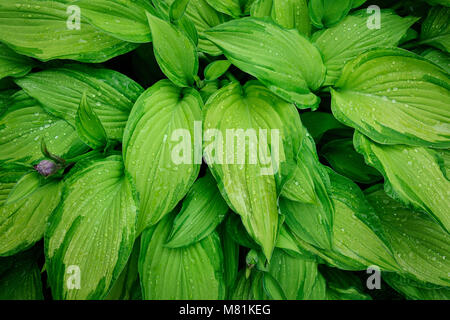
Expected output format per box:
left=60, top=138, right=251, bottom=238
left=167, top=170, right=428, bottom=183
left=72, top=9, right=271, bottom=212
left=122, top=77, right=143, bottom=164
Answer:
left=45, top=155, right=137, bottom=299
left=123, top=80, right=202, bottom=233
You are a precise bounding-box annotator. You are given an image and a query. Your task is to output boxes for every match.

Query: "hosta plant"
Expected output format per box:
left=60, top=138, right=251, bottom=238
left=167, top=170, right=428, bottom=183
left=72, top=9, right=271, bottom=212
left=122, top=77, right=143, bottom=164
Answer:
left=0, top=0, right=449, bottom=301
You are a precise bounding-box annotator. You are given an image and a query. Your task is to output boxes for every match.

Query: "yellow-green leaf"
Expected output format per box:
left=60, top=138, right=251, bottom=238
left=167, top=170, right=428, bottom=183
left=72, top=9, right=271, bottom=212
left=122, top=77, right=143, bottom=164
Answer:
left=332, top=48, right=450, bottom=148
left=355, top=132, right=450, bottom=233
left=0, top=0, right=138, bottom=62
left=45, top=155, right=137, bottom=299
left=205, top=17, right=326, bottom=109
left=139, top=212, right=225, bottom=299
left=123, top=80, right=202, bottom=233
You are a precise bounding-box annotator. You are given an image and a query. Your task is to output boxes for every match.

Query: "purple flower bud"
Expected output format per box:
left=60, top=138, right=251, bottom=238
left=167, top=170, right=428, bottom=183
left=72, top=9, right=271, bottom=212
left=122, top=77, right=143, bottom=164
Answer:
left=34, top=160, right=59, bottom=177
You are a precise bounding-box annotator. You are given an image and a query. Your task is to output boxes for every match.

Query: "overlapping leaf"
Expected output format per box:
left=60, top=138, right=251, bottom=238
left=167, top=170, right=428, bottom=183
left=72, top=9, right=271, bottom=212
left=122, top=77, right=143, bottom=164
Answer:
left=300, top=111, right=349, bottom=142
left=420, top=6, right=450, bottom=52
left=230, top=270, right=268, bottom=299
left=139, top=212, right=225, bottom=299
left=313, top=10, right=417, bottom=85
left=308, top=0, right=353, bottom=29
left=251, top=0, right=311, bottom=36
left=153, top=0, right=227, bottom=54
left=366, top=186, right=450, bottom=287
left=321, top=267, right=371, bottom=300
left=355, top=132, right=450, bottom=233
left=76, top=0, right=156, bottom=43
left=205, top=0, right=242, bottom=17
left=166, top=172, right=229, bottom=248
left=146, top=13, right=198, bottom=87
left=289, top=170, right=398, bottom=272
left=321, top=138, right=381, bottom=184
left=267, top=248, right=326, bottom=300
left=0, top=91, right=87, bottom=164
left=383, top=273, right=450, bottom=300
left=75, top=93, right=108, bottom=150
left=421, top=48, right=450, bottom=73
left=280, top=134, right=334, bottom=229
left=16, top=65, right=143, bottom=141
left=205, top=17, right=326, bottom=109
left=0, top=43, right=33, bottom=80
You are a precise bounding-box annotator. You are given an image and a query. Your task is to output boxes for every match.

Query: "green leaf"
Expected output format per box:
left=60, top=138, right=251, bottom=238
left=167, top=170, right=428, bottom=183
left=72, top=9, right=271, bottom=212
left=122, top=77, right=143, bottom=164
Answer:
left=436, top=149, right=450, bottom=178
left=383, top=273, right=450, bottom=300
left=0, top=252, right=43, bottom=299
left=166, top=172, right=229, bottom=248
left=5, top=171, right=41, bottom=205
left=230, top=270, right=269, bottom=300
left=0, top=172, right=62, bottom=256
left=280, top=135, right=334, bottom=230
left=0, top=91, right=87, bottom=164
left=281, top=194, right=332, bottom=250
left=313, top=10, right=417, bottom=86
left=76, top=0, right=156, bottom=43
left=321, top=267, right=371, bottom=300
left=123, top=80, right=202, bottom=233
left=0, top=0, right=138, bottom=62
left=262, top=272, right=287, bottom=300
left=321, top=138, right=382, bottom=184
left=366, top=186, right=450, bottom=287
left=45, top=155, right=137, bottom=300
left=355, top=132, right=450, bottom=234
left=251, top=0, right=311, bottom=36
left=15, top=65, right=144, bottom=141
left=289, top=169, right=398, bottom=272
left=154, top=0, right=228, bottom=55
left=0, top=43, right=33, bottom=80
left=421, top=48, right=450, bottom=73
left=139, top=212, right=225, bottom=299
left=275, top=226, right=311, bottom=257
left=199, top=80, right=220, bottom=102
left=170, top=0, right=191, bottom=21
left=185, top=0, right=229, bottom=55
left=309, top=0, right=353, bottom=29
left=203, top=81, right=304, bottom=259
left=146, top=12, right=198, bottom=87
left=205, top=0, right=242, bottom=17
left=105, top=241, right=141, bottom=300
left=205, top=17, right=326, bottom=109
left=420, top=6, right=450, bottom=52
left=220, top=224, right=239, bottom=293
left=327, top=169, right=398, bottom=269
left=267, top=248, right=325, bottom=300
left=204, top=60, right=231, bottom=81
left=225, top=213, right=259, bottom=250
left=301, top=111, right=348, bottom=142
left=0, top=164, right=29, bottom=207
left=332, top=48, right=450, bottom=148
left=75, top=92, right=108, bottom=150
left=352, top=0, right=367, bottom=8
